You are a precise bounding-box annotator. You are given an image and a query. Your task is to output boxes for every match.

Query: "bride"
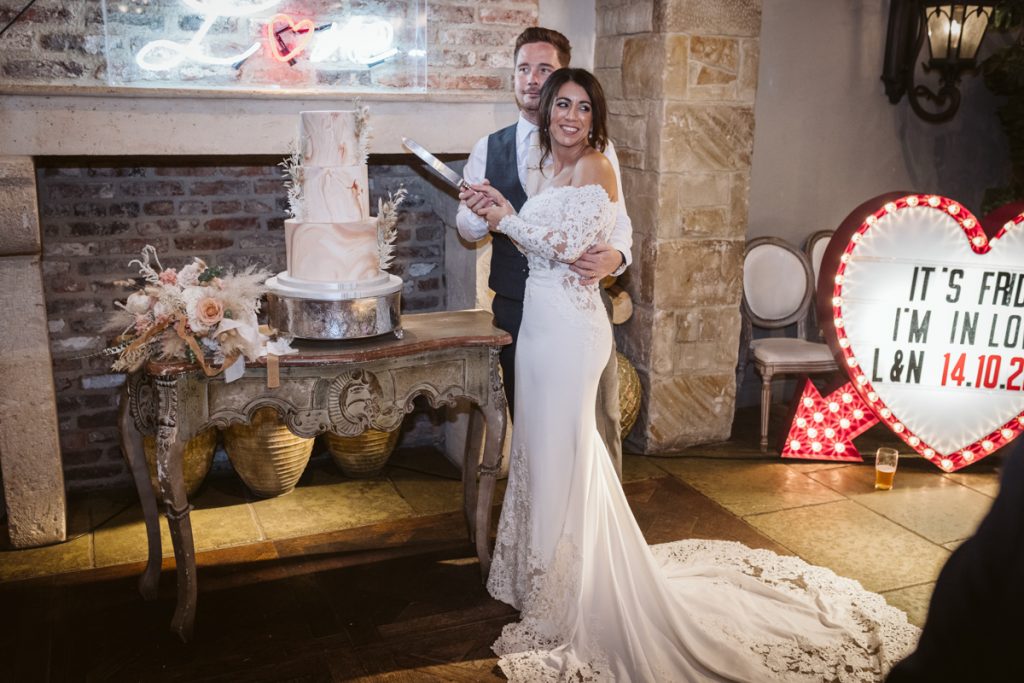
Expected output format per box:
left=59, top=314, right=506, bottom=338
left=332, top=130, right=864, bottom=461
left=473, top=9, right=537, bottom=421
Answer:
left=471, top=68, right=919, bottom=682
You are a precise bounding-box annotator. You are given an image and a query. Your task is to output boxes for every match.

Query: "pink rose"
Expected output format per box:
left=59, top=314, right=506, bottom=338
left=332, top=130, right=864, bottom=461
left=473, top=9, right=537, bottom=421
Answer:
left=134, top=315, right=150, bottom=334
left=159, top=268, right=177, bottom=285
left=195, top=297, right=225, bottom=327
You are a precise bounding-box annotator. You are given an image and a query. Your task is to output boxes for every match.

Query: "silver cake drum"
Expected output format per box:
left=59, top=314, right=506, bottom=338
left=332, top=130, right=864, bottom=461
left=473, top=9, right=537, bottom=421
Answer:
left=266, top=273, right=403, bottom=341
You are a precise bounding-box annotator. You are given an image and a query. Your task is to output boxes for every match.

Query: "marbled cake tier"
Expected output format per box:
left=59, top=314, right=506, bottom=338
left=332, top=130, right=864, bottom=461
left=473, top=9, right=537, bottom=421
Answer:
left=285, top=218, right=379, bottom=283
left=300, top=110, right=362, bottom=167
left=300, top=165, right=369, bottom=224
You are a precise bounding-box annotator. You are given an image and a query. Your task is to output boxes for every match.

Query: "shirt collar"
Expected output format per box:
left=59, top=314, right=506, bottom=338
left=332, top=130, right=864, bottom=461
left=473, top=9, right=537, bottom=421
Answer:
left=516, top=115, right=538, bottom=145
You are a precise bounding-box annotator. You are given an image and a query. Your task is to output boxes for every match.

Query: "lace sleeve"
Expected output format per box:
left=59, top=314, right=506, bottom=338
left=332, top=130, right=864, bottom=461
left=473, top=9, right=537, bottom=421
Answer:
left=497, top=185, right=613, bottom=263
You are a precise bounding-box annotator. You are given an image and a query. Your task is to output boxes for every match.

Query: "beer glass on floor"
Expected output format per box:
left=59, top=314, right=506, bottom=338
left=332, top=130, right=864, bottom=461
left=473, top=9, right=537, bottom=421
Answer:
left=875, top=447, right=899, bottom=490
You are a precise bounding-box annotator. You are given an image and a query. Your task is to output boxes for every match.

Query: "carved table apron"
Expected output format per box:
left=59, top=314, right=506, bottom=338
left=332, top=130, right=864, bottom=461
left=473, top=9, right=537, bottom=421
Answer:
left=119, top=310, right=511, bottom=642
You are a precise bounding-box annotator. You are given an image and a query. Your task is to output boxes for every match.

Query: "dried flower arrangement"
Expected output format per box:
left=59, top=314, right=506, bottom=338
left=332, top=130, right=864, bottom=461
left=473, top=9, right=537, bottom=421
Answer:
left=106, top=245, right=289, bottom=375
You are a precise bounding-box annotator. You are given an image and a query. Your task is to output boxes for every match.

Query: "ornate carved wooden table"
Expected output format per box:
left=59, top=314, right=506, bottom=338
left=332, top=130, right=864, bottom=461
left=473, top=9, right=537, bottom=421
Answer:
left=119, top=310, right=511, bottom=642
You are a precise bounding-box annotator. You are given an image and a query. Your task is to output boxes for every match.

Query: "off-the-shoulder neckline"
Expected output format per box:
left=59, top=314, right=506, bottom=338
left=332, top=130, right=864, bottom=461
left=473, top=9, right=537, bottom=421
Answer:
left=535, top=183, right=613, bottom=203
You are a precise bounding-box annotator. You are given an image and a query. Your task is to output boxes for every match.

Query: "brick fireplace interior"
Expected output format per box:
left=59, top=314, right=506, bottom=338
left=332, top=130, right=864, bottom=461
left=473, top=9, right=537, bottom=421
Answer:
left=34, top=154, right=464, bottom=492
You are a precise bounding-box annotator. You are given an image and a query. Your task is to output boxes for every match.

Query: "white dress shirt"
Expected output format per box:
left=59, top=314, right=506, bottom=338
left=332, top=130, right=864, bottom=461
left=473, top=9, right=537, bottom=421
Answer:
left=456, top=115, right=633, bottom=276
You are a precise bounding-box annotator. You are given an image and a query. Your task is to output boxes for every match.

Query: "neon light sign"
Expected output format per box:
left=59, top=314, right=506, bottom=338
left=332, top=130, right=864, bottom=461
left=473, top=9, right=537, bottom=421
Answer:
left=135, top=2, right=398, bottom=71
left=266, top=14, right=314, bottom=63
left=100, top=0, right=425, bottom=91
left=134, top=0, right=275, bottom=71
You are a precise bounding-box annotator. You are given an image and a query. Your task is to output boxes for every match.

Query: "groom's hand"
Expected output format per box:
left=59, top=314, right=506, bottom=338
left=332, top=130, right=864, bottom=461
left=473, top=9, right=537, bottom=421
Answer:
left=459, top=180, right=495, bottom=218
left=571, top=242, right=623, bottom=286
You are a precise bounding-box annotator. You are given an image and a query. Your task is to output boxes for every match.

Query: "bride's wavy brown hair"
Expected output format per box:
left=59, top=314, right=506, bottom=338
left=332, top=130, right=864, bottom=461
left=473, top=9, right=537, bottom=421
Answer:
left=537, top=68, right=608, bottom=168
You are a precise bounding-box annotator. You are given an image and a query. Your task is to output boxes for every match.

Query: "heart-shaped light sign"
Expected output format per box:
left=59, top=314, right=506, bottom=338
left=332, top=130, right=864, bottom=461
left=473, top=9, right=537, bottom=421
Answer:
left=267, top=14, right=315, bottom=63
left=818, top=193, right=1024, bottom=471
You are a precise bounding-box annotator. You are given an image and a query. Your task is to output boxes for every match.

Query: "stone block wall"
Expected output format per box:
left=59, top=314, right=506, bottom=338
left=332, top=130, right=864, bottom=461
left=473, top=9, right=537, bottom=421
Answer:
left=0, top=0, right=537, bottom=90
left=597, top=0, right=761, bottom=452
left=36, top=157, right=453, bottom=491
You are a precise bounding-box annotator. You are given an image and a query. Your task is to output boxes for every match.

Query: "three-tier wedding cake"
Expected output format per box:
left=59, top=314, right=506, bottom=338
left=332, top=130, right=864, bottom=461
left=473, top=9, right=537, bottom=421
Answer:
left=266, top=107, right=404, bottom=340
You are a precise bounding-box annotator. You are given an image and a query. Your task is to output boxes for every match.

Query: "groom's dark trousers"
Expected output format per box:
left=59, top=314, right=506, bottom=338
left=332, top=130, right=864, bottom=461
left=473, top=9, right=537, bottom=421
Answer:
left=484, top=123, right=623, bottom=478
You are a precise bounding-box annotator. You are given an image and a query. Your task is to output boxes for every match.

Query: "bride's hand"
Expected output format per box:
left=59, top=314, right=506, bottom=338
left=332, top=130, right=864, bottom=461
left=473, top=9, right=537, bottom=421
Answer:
left=470, top=183, right=514, bottom=230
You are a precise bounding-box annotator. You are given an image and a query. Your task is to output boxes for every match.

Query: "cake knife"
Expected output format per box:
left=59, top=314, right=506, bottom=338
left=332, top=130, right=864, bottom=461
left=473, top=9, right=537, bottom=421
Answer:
left=402, top=137, right=469, bottom=191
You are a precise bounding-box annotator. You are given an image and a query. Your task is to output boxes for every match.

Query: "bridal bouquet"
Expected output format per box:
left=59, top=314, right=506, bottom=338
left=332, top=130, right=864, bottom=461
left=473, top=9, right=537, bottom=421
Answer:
left=107, top=245, right=286, bottom=375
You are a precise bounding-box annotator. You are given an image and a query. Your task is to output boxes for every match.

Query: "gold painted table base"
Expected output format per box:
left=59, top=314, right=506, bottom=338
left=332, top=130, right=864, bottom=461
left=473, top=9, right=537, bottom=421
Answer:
left=119, top=310, right=511, bottom=642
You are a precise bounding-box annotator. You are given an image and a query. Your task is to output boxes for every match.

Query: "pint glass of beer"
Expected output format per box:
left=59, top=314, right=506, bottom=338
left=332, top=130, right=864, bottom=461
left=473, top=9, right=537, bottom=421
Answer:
left=875, top=447, right=899, bottom=490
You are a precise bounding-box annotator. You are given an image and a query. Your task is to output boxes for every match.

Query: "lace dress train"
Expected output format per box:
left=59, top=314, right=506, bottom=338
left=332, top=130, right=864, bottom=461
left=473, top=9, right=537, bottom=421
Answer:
left=486, top=185, right=919, bottom=681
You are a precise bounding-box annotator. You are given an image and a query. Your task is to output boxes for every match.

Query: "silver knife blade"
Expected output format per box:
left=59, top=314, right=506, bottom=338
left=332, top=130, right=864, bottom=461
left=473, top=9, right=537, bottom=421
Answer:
left=402, top=137, right=468, bottom=191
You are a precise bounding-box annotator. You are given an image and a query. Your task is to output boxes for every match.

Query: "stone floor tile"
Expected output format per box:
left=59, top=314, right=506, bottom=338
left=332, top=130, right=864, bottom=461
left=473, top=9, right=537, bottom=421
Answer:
left=654, top=458, right=845, bottom=515
left=783, top=461, right=854, bottom=473
left=807, top=467, right=994, bottom=544
left=622, top=454, right=669, bottom=482
left=0, top=495, right=95, bottom=581
left=388, top=468, right=464, bottom=515
left=251, top=465, right=415, bottom=540
left=746, top=500, right=950, bottom=593
left=92, top=482, right=263, bottom=567
left=881, top=583, right=935, bottom=628
left=0, top=532, right=93, bottom=581
left=943, top=471, right=1001, bottom=498
left=807, top=462, right=953, bottom=495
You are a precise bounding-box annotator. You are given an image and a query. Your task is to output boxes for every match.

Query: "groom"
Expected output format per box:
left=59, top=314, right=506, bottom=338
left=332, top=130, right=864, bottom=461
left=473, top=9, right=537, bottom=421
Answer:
left=456, top=27, right=634, bottom=477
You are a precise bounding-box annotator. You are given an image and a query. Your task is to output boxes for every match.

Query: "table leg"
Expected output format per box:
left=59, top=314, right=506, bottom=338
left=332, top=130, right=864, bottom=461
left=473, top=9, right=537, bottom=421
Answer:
left=119, top=382, right=161, bottom=601
left=475, top=348, right=508, bottom=579
left=462, top=407, right=485, bottom=543
left=154, top=377, right=198, bottom=643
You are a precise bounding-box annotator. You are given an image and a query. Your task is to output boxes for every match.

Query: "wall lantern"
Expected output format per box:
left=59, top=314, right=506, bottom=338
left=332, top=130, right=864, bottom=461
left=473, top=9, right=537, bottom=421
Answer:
left=882, top=1, right=995, bottom=123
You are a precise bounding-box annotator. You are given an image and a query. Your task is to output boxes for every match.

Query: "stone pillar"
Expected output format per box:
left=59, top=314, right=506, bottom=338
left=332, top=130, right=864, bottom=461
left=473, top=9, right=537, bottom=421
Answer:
left=0, top=156, right=67, bottom=547
left=597, top=0, right=761, bottom=452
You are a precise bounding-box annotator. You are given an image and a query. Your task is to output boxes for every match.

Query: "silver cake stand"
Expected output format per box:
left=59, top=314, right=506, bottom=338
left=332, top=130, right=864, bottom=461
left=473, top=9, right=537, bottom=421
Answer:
left=265, top=272, right=403, bottom=340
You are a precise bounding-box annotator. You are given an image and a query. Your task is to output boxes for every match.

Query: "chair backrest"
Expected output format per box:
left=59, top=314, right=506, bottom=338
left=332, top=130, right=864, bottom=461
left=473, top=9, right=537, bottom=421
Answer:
left=804, top=230, right=834, bottom=292
left=742, top=237, right=814, bottom=332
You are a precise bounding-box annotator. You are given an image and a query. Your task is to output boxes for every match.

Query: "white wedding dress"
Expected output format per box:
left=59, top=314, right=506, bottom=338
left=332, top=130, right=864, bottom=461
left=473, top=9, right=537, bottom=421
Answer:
left=487, top=184, right=920, bottom=682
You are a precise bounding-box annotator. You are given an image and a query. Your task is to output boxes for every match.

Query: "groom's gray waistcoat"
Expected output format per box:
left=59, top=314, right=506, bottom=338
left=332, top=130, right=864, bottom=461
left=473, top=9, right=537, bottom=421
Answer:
left=485, top=123, right=530, bottom=302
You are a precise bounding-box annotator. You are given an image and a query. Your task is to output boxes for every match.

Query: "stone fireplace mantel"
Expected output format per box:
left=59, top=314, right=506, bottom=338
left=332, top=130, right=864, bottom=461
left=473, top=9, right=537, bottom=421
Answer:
left=1, top=87, right=517, bottom=157
left=0, top=86, right=513, bottom=548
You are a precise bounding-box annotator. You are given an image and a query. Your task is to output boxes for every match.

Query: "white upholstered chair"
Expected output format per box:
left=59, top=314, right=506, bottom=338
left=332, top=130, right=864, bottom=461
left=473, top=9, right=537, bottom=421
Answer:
left=803, top=230, right=834, bottom=341
left=741, top=237, right=839, bottom=452
left=804, top=230, right=833, bottom=287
